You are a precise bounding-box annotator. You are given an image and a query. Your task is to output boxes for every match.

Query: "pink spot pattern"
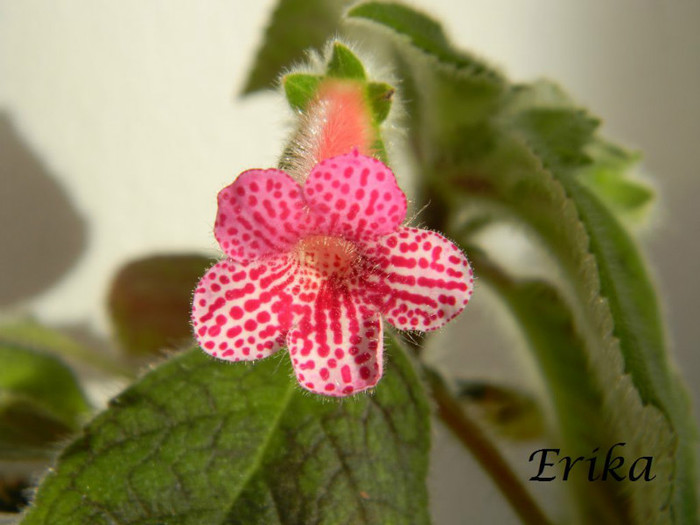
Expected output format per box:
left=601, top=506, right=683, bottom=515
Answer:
left=192, top=151, right=473, bottom=397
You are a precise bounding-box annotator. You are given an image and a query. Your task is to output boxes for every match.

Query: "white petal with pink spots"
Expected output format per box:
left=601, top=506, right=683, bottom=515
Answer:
left=287, top=283, right=383, bottom=396
left=215, top=169, right=310, bottom=262
left=192, top=256, right=298, bottom=361
left=304, top=151, right=407, bottom=242
left=192, top=152, right=473, bottom=397
left=361, top=228, right=474, bottom=331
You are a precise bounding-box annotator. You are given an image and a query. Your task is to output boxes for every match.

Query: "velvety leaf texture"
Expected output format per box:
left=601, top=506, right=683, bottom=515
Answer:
left=508, top=108, right=599, bottom=169
left=347, top=2, right=697, bottom=522
left=21, top=336, right=430, bottom=525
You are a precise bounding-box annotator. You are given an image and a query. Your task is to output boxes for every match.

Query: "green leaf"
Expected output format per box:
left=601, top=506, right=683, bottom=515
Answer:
left=504, top=106, right=673, bottom=408
left=581, top=169, right=653, bottom=217
left=348, top=2, right=501, bottom=80
left=282, top=73, right=322, bottom=111
left=502, top=84, right=654, bottom=224
left=21, top=336, right=430, bottom=524
left=444, top=130, right=690, bottom=523
left=0, top=344, right=90, bottom=459
left=242, top=0, right=351, bottom=94
left=366, top=82, right=395, bottom=124
left=578, top=140, right=653, bottom=223
left=346, top=3, right=696, bottom=521
left=498, top=96, right=683, bottom=460
left=327, top=42, right=366, bottom=80
left=107, top=254, right=215, bottom=357
left=507, top=107, right=599, bottom=169
left=0, top=345, right=89, bottom=425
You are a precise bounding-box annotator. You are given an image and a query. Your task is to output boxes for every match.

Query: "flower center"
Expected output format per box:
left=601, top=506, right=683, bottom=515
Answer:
left=294, top=235, right=359, bottom=278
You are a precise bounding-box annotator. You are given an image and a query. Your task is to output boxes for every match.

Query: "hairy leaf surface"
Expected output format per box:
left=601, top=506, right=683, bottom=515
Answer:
left=21, top=337, right=430, bottom=525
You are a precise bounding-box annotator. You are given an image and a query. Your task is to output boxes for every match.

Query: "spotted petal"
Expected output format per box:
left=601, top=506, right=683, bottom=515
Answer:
left=287, top=286, right=383, bottom=396
left=192, top=256, right=299, bottom=361
left=304, top=151, right=407, bottom=242
left=364, top=227, right=474, bottom=331
left=215, top=169, right=309, bottom=262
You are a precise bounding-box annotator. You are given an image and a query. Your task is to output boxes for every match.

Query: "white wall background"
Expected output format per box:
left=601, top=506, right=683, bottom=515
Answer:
left=1, top=1, right=699, bottom=523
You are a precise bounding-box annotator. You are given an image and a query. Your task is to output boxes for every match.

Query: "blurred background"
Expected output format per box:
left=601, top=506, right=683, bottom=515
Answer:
left=1, top=1, right=699, bottom=523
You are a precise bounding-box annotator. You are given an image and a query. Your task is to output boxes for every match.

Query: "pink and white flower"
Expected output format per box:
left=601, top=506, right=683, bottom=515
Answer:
left=192, top=151, right=473, bottom=396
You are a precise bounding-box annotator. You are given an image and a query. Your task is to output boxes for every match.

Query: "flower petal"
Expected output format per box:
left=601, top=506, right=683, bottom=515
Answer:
left=287, top=285, right=383, bottom=396
left=364, top=227, right=474, bottom=331
left=304, top=151, right=407, bottom=242
left=192, top=256, right=299, bottom=361
left=215, top=169, right=309, bottom=262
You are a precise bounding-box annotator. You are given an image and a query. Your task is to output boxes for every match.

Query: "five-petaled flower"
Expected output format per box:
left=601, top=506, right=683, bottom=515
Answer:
left=192, top=151, right=473, bottom=396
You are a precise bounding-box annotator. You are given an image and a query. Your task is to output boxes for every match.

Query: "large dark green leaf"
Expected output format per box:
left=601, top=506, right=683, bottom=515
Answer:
left=21, top=336, right=430, bottom=524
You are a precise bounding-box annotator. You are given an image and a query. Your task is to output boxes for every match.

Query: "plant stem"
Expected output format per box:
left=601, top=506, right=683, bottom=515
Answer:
left=429, top=372, right=553, bottom=525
